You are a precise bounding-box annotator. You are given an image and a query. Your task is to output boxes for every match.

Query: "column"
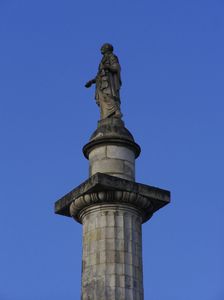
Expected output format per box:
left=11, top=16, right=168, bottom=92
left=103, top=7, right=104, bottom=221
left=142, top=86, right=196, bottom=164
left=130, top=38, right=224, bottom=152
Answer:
left=80, top=203, right=143, bottom=300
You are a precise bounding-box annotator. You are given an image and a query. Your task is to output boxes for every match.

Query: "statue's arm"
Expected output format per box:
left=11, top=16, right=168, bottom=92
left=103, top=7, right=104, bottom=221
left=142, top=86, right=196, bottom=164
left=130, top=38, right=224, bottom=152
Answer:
left=85, top=78, right=96, bottom=88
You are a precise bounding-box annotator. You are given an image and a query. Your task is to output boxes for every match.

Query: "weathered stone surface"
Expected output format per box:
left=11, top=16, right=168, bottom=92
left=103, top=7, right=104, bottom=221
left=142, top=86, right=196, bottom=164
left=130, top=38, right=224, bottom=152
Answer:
left=70, top=190, right=152, bottom=224
left=91, top=158, right=124, bottom=176
left=88, top=145, right=136, bottom=181
left=80, top=204, right=144, bottom=300
left=124, top=161, right=135, bottom=179
left=89, top=146, right=107, bottom=163
left=83, top=118, right=141, bottom=160
left=107, top=145, right=135, bottom=163
left=92, top=118, right=129, bottom=140
left=55, top=173, right=170, bottom=224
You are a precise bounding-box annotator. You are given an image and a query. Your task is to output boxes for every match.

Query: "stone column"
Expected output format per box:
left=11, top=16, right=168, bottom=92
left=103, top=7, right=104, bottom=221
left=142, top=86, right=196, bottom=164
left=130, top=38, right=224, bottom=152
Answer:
left=79, top=202, right=143, bottom=300
left=55, top=118, right=170, bottom=300
left=79, top=118, right=143, bottom=299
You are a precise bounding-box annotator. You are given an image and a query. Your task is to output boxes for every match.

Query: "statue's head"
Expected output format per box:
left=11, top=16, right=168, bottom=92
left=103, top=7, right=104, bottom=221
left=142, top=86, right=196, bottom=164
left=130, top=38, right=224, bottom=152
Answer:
left=101, top=43, right=114, bottom=55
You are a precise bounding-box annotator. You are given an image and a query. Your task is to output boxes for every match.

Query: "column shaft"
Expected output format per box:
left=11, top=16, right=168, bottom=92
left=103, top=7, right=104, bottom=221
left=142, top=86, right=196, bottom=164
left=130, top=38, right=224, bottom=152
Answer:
left=80, top=204, right=144, bottom=300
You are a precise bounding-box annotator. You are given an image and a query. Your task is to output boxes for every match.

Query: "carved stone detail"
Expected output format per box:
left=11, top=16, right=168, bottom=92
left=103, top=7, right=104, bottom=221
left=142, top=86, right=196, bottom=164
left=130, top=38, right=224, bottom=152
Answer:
left=85, top=43, right=122, bottom=120
left=70, top=190, right=154, bottom=224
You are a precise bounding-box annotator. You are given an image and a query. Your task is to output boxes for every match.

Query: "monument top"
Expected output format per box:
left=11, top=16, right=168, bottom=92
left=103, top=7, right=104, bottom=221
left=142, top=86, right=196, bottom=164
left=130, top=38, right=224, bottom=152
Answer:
left=85, top=43, right=123, bottom=120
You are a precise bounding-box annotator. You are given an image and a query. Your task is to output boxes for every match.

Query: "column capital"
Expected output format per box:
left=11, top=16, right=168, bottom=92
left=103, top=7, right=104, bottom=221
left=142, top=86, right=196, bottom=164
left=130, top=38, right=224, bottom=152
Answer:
left=55, top=173, right=170, bottom=224
left=70, top=190, right=152, bottom=224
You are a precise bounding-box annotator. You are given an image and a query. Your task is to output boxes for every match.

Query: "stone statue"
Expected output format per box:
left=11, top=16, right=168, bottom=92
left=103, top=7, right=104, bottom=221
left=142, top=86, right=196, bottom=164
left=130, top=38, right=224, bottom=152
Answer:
left=85, top=43, right=123, bottom=120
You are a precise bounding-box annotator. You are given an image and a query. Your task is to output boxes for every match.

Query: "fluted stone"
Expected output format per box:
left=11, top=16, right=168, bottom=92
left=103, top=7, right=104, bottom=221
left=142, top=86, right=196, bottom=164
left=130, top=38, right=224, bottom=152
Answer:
left=80, top=204, right=144, bottom=300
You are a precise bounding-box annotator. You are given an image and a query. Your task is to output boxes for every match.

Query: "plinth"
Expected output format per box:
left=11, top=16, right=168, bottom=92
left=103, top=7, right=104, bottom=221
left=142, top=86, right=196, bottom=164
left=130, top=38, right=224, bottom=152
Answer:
left=55, top=118, right=170, bottom=299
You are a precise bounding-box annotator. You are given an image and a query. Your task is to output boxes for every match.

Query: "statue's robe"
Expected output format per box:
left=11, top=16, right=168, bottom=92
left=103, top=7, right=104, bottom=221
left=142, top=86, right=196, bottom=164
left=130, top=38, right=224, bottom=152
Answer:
left=95, top=53, right=122, bottom=119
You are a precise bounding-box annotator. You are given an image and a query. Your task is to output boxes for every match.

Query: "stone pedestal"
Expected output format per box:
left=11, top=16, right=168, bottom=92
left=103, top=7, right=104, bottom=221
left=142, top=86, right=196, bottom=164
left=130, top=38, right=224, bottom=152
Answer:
left=83, top=118, right=140, bottom=181
left=55, top=118, right=170, bottom=299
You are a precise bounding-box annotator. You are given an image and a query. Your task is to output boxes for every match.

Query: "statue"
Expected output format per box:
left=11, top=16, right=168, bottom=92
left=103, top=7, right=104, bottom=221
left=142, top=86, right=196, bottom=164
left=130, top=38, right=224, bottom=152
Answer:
left=85, top=43, right=123, bottom=120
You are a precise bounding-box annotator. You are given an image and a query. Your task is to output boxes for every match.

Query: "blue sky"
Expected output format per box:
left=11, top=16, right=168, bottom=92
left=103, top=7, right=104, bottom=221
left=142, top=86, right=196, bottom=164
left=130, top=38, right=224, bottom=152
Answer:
left=0, top=1, right=224, bottom=299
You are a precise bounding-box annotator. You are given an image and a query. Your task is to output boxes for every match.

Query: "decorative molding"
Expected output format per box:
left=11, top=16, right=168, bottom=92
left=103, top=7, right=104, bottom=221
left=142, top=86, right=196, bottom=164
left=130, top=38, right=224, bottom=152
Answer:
left=70, top=190, right=154, bottom=224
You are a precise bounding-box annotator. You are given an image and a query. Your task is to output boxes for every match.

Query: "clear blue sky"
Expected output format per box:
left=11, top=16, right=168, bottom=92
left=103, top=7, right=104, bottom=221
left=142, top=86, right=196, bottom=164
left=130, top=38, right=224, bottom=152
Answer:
left=1, top=1, right=224, bottom=299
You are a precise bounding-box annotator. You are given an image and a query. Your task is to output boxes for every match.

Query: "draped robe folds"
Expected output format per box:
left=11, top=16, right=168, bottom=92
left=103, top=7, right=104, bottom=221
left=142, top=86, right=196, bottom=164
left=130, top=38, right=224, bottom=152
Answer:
left=94, top=53, right=122, bottom=119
